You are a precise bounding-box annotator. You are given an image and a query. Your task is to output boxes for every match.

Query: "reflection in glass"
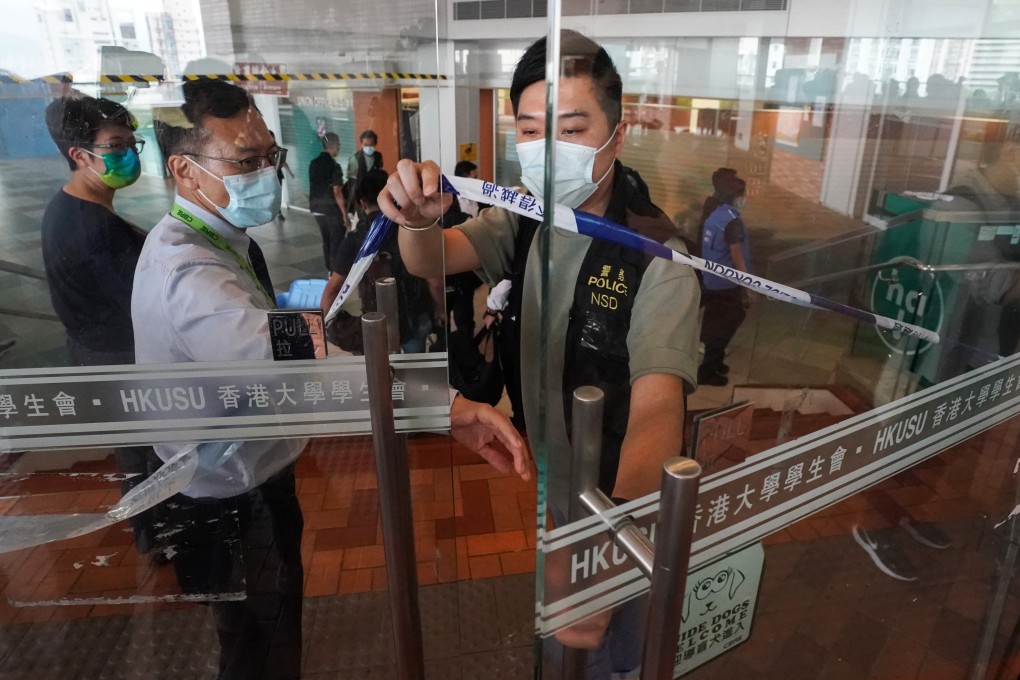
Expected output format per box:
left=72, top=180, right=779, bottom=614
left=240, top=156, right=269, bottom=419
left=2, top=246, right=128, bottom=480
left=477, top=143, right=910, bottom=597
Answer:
left=6, top=0, right=1020, bottom=675
left=40, top=93, right=161, bottom=560
left=525, top=29, right=700, bottom=678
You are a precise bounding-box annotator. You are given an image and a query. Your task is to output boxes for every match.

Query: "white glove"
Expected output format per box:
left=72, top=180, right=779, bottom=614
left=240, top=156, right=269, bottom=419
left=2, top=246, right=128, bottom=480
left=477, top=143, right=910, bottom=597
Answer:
left=486, top=279, right=513, bottom=311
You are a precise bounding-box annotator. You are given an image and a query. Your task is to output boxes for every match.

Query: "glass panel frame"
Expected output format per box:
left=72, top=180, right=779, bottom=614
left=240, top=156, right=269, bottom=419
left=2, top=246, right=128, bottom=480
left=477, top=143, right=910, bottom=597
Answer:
left=0, top=3, right=476, bottom=677
left=527, top=5, right=1020, bottom=680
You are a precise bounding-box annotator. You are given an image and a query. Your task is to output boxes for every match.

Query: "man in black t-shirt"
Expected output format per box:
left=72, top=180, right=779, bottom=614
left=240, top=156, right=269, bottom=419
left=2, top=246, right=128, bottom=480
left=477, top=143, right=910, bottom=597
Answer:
left=321, top=170, right=437, bottom=352
left=42, top=95, right=147, bottom=366
left=42, top=94, right=160, bottom=556
left=440, top=161, right=484, bottom=336
left=308, top=131, right=349, bottom=270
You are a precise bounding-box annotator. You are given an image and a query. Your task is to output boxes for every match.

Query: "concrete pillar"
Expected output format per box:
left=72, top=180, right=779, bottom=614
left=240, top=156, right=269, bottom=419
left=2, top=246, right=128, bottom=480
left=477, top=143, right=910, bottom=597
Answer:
left=417, top=42, right=458, bottom=171
left=819, top=76, right=873, bottom=218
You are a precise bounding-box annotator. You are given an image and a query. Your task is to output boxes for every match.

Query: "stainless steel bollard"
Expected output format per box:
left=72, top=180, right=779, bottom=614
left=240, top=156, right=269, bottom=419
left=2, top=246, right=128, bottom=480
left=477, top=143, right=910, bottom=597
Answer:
left=375, top=277, right=400, bottom=354
left=640, top=457, right=702, bottom=680
left=571, top=387, right=656, bottom=578
left=563, top=387, right=605, bottom=679
left=362, top=312, right=424, bottom=679
left=569, top=386, right=604, bottom=524
left=564, top=388, right=702, bottom=680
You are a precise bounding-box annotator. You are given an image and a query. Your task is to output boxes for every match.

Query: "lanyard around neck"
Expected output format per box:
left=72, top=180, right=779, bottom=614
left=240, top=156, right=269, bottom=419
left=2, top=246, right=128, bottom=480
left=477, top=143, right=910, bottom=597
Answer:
left=170, top=203, right=274, bottom=307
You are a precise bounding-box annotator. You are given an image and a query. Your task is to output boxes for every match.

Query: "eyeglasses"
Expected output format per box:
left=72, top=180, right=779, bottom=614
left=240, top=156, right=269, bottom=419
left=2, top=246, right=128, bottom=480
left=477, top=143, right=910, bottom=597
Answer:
left=187, top=148, right=287, bottom=175
left=88, top=139, right=146, bottom=155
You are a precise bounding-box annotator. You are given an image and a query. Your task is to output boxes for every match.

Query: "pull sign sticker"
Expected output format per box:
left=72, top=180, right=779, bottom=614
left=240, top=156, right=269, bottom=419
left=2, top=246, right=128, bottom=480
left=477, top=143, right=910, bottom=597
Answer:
left=269, top=309, right=328, bottom=360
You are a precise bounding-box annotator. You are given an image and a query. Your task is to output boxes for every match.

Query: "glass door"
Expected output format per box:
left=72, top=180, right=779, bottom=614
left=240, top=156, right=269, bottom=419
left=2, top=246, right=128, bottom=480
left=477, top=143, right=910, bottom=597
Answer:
left=522, top=3, right=1020, bottom=680
left=0, top=3, right=542, bottom=677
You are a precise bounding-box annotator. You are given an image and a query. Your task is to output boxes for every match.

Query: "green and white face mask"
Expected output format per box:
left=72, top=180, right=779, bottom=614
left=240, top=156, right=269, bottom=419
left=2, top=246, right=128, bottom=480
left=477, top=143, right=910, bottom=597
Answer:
left=83, top=147, right=142, bottom=189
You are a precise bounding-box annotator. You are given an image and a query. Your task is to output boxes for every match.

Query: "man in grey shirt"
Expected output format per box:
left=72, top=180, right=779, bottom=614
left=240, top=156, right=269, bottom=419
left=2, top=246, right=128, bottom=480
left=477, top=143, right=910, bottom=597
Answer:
left=134, top=83, right=304, bottom=500
left=134, top=79, right=303, bottom=677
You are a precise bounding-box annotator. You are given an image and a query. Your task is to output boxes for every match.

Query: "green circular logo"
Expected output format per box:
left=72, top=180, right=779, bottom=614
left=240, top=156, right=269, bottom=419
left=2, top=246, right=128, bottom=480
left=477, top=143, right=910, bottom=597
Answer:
left=869, top=264, right=944, bottom=356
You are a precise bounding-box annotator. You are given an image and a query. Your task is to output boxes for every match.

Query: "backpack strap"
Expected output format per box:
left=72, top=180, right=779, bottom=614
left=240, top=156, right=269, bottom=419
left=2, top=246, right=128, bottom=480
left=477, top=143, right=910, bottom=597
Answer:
left=497, top=215, right=541, bottom=430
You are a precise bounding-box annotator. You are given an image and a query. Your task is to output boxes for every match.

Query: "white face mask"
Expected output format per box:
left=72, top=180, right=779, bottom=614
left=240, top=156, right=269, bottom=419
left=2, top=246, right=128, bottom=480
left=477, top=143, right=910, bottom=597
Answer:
left=516, top=125, right=618, bottom=209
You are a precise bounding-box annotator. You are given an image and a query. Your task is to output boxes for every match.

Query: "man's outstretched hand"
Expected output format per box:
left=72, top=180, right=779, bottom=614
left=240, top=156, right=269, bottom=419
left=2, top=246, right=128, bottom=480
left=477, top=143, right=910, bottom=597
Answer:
left=450, top=395, right=531, bottom=481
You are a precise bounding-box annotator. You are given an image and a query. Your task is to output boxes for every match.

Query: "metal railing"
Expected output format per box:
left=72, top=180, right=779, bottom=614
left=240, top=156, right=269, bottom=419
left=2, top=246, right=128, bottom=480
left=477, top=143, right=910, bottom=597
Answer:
left=789, top=254, right=1020, bottom=289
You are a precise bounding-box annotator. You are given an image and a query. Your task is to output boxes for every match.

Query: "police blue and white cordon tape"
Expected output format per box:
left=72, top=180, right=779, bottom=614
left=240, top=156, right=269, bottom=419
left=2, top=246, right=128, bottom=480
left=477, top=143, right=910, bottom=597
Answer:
left=325, top=212, right=394, bottom=324
left=0, top=175, right=983, bottom=553
left=325, top=174, right=943, bottom=346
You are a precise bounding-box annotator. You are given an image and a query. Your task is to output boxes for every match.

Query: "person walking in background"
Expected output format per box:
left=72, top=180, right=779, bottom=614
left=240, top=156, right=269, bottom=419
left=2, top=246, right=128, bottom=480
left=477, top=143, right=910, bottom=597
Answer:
left=321, top=169, right=438, bottom=353
left=346, top=129, right=382, bottom=220
left=308, top=131, right=350, bottom=271
left=698, top=171, right=752, bottom=387
left=848, top=118, right=1020, bottom=583
left=694, top=167, right=737, bottom=257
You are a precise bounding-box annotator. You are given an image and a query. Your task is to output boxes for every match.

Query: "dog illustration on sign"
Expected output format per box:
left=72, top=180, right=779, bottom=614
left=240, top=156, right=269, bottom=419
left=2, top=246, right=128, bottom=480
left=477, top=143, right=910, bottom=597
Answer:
left=682, top=566, right=746, bottom=622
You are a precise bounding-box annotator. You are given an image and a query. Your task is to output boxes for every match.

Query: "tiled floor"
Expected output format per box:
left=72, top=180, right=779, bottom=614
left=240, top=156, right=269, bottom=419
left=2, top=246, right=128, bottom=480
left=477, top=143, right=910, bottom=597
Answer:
left=0, top=434, right=539, bottom=678
left=0, top=414, right=1019, bottom=677
left=0, top=433, right=537, bottom=616
left=1, top=156, right=1020, bottom=677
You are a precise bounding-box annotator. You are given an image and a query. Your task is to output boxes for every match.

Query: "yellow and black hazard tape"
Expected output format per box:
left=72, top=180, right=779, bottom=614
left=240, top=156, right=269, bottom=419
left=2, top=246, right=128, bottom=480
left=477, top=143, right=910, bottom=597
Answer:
left=181, top=72, right=448, bottom=82
left=0, top=71, right=448, bottom=86
left=99, top=74, right=164, bottom=83
left=0, top=73, right=73, bottom=85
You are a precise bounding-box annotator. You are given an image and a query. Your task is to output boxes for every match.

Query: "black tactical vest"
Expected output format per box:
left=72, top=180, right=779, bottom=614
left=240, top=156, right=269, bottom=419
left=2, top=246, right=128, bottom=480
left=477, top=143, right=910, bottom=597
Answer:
left=499, top=164, right=682, bottom=496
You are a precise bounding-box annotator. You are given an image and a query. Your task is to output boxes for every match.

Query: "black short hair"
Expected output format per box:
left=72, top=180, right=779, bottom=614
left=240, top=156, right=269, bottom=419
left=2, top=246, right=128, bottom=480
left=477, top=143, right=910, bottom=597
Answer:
left=711, top=167, right=738, bottom=194
left=717, top=173, right=745, bottom=201
left=322, top=132, right=340, bottom=149
left=45, top=95, right=137, bottom=171
left=510, top=30, right=623, bottom=131
left=161, top=80, right=256, bottom=156
left=454, top=160, right=477, bottom=177
left=360, top=130, right=377, bottom=142
left=356, top=169, right=388, bottom=208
